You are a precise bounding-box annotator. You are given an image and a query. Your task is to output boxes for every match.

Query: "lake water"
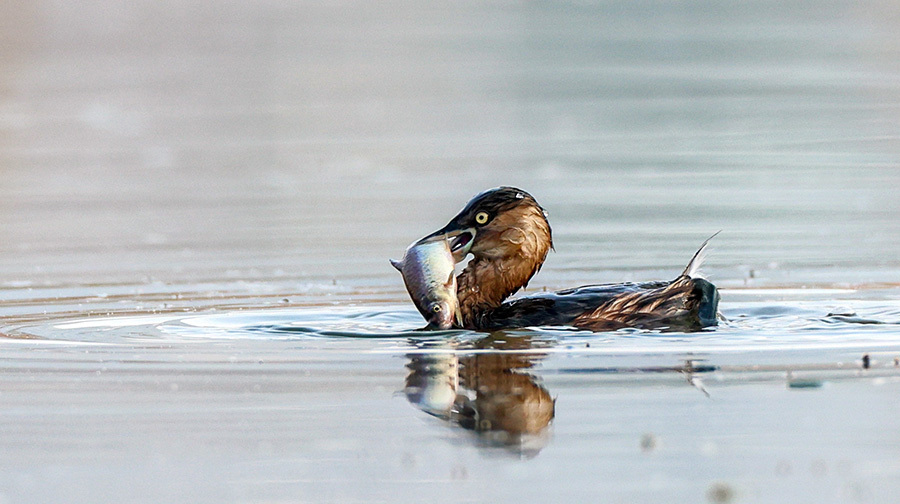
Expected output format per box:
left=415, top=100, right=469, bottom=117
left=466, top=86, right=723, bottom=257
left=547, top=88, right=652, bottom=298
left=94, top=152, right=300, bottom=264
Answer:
left=1, top=1, right=900, bottom=503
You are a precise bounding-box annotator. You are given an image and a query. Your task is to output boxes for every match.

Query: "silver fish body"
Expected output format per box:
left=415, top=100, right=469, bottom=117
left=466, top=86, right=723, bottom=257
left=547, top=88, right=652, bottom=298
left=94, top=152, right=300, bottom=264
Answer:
left=391, top=238, right=461, bottom=329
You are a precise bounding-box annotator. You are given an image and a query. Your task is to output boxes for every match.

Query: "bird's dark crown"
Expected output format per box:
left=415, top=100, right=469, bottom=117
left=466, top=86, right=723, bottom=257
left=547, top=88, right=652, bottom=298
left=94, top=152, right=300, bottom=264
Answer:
left=451, top=186, right=546, bottom=227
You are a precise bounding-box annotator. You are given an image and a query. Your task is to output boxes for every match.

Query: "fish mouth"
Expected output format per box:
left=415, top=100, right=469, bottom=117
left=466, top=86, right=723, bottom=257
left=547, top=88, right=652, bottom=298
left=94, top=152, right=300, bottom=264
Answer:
left=425, top=310, right=454, bottom=330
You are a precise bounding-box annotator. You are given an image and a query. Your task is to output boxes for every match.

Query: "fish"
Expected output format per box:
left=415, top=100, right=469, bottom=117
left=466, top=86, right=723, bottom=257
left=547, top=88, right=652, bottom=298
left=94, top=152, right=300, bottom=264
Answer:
left=391, top=237, right=461, bottom=329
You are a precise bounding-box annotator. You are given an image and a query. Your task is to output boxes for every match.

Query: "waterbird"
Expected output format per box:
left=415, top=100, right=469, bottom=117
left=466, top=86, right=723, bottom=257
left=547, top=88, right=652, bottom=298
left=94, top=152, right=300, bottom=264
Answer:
left=418, top=186, right=720, bottom=331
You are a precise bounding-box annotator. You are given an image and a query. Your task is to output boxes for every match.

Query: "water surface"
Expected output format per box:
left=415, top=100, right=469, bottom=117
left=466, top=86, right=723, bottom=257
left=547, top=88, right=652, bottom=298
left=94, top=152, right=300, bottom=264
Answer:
left=2, top=1, right=900, bottom=503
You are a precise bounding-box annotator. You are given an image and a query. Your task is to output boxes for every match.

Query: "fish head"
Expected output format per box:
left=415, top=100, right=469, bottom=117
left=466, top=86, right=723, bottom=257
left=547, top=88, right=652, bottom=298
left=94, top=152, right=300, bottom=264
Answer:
left=421, top=295, right=459, bottom=330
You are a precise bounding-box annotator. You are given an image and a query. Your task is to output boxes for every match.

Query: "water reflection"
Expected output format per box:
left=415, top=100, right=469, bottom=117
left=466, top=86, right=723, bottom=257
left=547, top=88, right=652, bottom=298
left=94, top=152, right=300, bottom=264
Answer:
left=404, top=335, right=555, bottom=456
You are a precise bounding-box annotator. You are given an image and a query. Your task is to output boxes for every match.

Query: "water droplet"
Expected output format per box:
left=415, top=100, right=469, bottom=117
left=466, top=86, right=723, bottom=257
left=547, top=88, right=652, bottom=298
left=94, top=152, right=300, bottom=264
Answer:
left=515, top=192, right=524, bottom=199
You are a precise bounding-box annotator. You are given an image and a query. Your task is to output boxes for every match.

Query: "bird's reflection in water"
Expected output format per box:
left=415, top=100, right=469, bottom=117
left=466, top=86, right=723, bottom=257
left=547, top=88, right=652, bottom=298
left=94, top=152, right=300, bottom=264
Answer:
left=404, top=334, right=555, bottom=457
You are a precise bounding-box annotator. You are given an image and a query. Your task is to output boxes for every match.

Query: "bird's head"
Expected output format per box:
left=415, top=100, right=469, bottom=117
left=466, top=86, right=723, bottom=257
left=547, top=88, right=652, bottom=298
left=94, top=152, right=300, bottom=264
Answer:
left=422, top=186, right=553, bottom=265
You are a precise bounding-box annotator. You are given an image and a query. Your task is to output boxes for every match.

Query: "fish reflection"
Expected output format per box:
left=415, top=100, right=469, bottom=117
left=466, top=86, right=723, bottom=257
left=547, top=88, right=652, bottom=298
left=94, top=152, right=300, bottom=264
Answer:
left=404, top=335, right=555, bottom=456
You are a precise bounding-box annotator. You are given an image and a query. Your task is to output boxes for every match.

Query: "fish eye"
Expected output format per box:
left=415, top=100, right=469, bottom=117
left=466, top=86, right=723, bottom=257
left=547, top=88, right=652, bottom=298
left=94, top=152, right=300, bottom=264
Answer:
left=432, top=304, right=442, bottom=313
left=475, top=211, right=489, bottom=225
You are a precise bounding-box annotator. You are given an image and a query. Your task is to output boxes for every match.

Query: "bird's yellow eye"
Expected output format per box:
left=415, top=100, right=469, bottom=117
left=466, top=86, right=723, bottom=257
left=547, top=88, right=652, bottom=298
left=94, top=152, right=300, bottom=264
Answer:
left=475, top=211, right=489, bottom=225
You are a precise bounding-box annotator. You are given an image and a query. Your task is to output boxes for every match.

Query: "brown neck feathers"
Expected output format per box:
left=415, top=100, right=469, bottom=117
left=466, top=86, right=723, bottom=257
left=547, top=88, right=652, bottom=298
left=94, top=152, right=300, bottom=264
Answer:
left=456, top=206, right=551, bottom=329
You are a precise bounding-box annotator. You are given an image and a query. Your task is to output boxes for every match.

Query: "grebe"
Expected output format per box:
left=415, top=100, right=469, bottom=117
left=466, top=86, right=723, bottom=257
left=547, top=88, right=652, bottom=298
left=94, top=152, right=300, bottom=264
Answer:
left=420, top=186, right=720, bottom=331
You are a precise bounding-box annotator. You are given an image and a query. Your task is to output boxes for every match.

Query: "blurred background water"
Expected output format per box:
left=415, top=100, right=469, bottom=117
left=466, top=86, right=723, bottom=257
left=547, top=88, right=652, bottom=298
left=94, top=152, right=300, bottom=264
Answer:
left=1, top=1, right=899, bottom=503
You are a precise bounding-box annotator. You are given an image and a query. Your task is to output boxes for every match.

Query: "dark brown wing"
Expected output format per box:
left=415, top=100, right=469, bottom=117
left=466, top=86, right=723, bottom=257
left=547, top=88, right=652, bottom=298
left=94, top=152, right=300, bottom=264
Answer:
left=475, top=277, right=719, bottom=332
left=572, top=276, right=718, bottom=331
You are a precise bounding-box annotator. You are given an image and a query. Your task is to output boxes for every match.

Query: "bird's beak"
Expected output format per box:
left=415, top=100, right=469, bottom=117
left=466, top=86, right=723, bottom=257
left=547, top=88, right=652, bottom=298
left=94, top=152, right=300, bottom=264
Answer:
left=417, top=224, right=476, bottom=264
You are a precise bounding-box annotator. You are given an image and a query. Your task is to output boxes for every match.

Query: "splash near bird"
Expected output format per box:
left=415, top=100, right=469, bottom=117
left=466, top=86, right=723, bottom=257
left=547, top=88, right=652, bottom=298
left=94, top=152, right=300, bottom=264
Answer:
left=398, top=186, right=721, bottom=331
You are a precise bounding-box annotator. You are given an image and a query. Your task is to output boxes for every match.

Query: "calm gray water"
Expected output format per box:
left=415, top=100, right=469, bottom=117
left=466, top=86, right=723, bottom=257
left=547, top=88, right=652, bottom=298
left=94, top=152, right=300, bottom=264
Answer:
left=2, top=1, right=900, bottom=503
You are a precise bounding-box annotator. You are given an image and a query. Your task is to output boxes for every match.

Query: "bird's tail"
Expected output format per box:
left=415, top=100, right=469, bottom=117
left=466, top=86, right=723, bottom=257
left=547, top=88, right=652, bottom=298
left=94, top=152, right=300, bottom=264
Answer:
left=679, top=231, right=722, bottom=327
left=681, top=231, right=721, bottom=278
